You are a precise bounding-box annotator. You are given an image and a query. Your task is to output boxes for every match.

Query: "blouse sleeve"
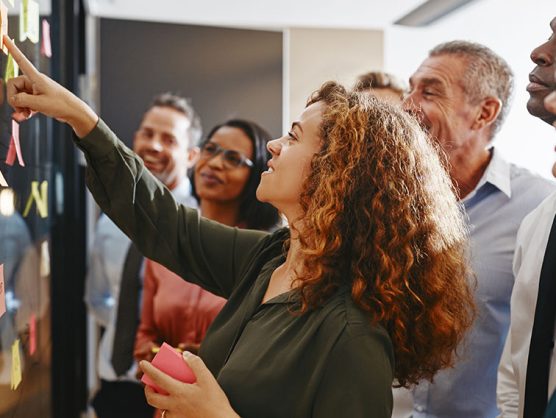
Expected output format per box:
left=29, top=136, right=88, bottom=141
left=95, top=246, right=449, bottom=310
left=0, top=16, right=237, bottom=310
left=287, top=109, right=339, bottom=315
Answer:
left=312, top=328, right=394, bottom=418
left=75, top=119, right=269, bottom=298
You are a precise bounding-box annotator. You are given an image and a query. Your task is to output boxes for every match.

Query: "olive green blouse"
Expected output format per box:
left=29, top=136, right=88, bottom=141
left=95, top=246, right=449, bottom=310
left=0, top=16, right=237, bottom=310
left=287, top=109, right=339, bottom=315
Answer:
left=76, top=120, right=394, bottom=418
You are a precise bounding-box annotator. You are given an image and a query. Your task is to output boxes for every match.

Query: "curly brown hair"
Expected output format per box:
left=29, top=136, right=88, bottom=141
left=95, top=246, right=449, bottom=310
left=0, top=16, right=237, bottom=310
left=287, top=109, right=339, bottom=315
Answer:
left=294, top=81, right=475, bottom=387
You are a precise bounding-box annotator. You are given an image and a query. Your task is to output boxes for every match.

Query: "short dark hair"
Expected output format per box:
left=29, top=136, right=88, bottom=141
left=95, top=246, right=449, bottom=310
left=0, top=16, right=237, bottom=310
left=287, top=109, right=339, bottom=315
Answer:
left=191, top=119, right=281, bottom=231
left=353, top=71, right=406, bottom=97
left=429, top=41, right=514, bottom=138
left=144, top=92, right=203, bottom=146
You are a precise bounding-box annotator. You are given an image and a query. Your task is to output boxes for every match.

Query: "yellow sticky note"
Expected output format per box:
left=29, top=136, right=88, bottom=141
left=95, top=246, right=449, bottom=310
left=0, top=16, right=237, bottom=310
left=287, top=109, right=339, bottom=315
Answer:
left=19, top=0, right=27, bottom=42
left=11, top=339, right=22, bottom=390
left=0, top=2, right=8, bottom=54
left=0, top=169, right=7, bottom=187
left=23, top=180, right=48, bottom=218
left=40, top=240, right=50, bottom=277
left=5, top=52, right=19, bottom=81
left=26, top=0, right=39, bottom=44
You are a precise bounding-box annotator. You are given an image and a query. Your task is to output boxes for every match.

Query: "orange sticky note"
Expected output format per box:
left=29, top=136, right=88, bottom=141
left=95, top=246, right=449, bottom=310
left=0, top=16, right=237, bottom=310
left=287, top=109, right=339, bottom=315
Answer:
left=7, top=120, right=24, bottom=167
left=40, top=19, right=51, bottom=58
left=11, top=339, right=22, bottom=390
left=0, top=265, right=5, bottom=319
left=0, top=169, right=7, bottom=187
left=0, top=2, right=8, bottom=55
left=29, top=314, right=36, bottom=355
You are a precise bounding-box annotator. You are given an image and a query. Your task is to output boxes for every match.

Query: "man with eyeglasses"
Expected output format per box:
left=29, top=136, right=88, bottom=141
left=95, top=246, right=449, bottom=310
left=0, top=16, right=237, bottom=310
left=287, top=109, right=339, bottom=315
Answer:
left=84, top=93, right=201, bottom=418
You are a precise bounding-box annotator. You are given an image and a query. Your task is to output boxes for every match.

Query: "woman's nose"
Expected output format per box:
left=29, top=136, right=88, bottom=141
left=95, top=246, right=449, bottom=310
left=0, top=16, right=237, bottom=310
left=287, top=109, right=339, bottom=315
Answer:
left=267, top=137, right=282, bottom=155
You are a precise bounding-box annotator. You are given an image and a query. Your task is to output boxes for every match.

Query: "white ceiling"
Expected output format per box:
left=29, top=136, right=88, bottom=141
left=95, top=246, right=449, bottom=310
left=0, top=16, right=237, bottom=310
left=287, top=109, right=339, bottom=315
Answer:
left=85, top=0, right=428, bottom=30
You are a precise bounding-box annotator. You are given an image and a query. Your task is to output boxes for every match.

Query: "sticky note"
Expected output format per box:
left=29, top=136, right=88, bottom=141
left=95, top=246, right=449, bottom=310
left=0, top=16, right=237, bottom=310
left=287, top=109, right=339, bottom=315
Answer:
left=0, top=265, right=5, bottom=319
left=23, top=180, right=48, bottom=218
left=0, top=2, right=8, bottom=55
left=5, top=52, right=19, bottom=81
left=29, top=313, right=36, bottom=355
left=11, top=339, right=22, bottom=390
left=26, top=0, right=39, bottom=43
left=141, top=342, right=196, bottom=395
left=19, top=0, right=27, bottom=42
left=0, top=169, right=7, bottom=187
left=40, top=19, right=52, bottom=57
left=40, top=240, right=50, bottom=277
left=6, top=120, right=24, bottom=167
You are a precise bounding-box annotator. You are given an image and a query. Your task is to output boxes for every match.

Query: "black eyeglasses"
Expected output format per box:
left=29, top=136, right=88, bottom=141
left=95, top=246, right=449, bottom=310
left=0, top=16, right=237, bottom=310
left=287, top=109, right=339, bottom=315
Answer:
left=200, top=142, right=254, bottom=169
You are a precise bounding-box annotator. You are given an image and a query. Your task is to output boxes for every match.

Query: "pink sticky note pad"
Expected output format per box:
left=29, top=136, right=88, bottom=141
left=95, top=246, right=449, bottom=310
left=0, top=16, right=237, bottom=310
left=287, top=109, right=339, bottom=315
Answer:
left=141, top=342, right=196, bottom=395
left=29, top=313, right=36, bottom=355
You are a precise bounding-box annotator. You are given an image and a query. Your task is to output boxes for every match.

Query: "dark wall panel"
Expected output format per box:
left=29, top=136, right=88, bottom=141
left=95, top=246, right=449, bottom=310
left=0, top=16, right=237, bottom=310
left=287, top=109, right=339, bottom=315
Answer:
left=100, top=19, right=283, bottom=146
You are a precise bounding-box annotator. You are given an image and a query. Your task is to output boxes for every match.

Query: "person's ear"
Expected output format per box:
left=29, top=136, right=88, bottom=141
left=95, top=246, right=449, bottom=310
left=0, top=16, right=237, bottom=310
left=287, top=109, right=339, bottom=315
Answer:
left=186, top=146, right=200, bottom=169
left=472, top=97, right=501, bottom=131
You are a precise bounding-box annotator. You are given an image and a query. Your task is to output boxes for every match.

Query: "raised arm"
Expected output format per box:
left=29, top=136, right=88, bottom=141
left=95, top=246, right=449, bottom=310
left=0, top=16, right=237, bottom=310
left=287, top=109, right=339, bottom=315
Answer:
left=4, top=36, right=269, bottom=297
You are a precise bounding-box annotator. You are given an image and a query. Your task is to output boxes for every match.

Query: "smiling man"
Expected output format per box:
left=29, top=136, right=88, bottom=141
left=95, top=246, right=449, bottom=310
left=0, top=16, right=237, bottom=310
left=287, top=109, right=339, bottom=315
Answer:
left=393, top=41, right=556, bottom=418
left=497, top=17, right=556, bottom=418
left=84, top=93, right=201, bottom=418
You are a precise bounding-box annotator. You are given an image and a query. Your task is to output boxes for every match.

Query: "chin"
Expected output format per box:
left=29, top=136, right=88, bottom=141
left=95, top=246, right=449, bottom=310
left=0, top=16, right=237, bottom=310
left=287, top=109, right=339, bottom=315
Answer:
left=552, top=161, right=556, bottom=178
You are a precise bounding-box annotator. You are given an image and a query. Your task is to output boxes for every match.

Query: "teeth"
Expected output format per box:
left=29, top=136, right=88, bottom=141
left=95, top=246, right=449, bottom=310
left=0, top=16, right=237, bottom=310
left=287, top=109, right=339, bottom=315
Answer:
left=143, top=156, right=159, bottom=164
left=267, top=167, right=274, bottom=173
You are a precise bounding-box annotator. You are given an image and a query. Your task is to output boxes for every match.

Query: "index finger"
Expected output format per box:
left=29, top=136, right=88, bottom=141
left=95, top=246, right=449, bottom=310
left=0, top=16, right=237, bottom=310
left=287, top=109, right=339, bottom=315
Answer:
left=3, top=36, right=40, bottom=78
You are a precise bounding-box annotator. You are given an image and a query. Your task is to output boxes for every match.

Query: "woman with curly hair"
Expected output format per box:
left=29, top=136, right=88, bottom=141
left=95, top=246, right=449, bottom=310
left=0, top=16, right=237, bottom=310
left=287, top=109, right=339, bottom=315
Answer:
left=5, top=37, right=474, bottom=418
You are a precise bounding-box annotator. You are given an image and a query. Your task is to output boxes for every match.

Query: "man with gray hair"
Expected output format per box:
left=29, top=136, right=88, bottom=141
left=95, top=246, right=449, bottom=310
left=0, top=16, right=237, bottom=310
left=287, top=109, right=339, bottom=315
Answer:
left=394, top=41, right=556, bottom=418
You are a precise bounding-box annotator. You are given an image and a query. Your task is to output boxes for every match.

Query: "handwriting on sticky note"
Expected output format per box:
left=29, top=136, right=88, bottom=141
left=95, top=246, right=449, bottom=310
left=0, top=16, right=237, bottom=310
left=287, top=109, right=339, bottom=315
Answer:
left=11, top=339, right=22, bottom=390
left=29, top=313, right=36, bottom=355
left=23, top=180, right=48, bottom=218
left=0, top=169, right=7, bottom=187
left=0, top=2, right=8, bottom=54
left=41, top=19, right=52, bottom=57
left=0, top=265, right=5, bottom=319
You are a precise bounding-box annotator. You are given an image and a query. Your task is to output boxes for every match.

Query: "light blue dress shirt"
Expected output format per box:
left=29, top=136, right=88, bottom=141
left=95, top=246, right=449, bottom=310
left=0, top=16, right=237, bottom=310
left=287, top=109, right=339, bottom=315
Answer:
left=84, top=178, right=197, bottom=381
left=409, top=149, right=556, bottom=418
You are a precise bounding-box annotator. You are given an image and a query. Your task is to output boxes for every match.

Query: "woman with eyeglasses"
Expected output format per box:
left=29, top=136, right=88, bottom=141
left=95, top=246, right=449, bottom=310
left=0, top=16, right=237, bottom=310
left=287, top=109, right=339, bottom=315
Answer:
left=5, top=36, right=475, bottom=418
left=134, top=121, right=282, bottom=415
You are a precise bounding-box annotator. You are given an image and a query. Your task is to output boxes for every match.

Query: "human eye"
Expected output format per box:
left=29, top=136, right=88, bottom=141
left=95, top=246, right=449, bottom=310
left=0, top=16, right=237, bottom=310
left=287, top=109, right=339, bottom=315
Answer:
left=224, top=151, right=243, bottom=167
left=287, top=131, right=298, bottom=142
left=202, top=142, right=218, bottom=155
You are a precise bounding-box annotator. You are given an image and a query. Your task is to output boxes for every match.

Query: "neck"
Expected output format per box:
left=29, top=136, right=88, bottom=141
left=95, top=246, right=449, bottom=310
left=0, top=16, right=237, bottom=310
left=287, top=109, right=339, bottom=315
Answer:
left=448, top=146, right=492, bottom=199
left=200, top=199, right=242, bottom=227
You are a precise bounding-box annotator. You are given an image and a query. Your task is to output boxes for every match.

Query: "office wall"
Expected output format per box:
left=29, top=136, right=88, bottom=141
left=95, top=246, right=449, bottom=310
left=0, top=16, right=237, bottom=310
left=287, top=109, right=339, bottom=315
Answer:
left=100, top=19, right=283, bottom=144
left=286, top=28, right=383, bottom=128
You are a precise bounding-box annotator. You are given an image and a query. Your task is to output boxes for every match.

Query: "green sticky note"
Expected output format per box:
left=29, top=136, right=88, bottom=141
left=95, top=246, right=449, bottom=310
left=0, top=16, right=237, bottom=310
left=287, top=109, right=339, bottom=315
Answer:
left=5, top=52, right=19, bottom=81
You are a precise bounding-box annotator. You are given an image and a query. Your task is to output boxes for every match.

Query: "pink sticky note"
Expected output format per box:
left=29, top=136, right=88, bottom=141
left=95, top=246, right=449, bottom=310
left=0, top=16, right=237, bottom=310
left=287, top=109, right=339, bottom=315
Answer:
left=29, top=313, right=36, bottom=355
left=5, top=139, right=16, bottom=166
left=10, top=120, right=24, bottom=167
left=40, top=19, right=51, bottom=58
left=141, top=342, right=196, bottom=395
left=0, top=265, right=5, bottom=319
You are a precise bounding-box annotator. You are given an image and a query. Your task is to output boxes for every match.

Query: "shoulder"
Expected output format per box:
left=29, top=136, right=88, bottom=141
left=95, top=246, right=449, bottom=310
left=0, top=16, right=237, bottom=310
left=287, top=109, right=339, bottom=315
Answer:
left=518, top=192, right=556, bottom=241
left=320, top=289, right=394, bottom=364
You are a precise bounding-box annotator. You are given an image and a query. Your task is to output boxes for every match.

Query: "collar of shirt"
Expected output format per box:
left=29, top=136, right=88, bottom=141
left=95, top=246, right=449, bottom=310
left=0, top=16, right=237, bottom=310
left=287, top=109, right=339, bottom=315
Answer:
left=462, top=147, right=512, bottom=204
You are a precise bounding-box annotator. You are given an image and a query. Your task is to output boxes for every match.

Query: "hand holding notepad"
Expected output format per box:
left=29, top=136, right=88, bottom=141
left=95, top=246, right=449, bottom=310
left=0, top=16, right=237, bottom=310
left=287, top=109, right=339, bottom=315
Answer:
left=141, top=342, right=196, bottom=395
